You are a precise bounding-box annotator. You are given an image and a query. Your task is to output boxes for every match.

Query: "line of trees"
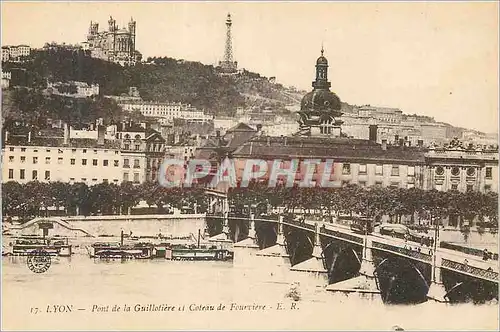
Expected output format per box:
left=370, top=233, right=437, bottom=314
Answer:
left=3, top=181, right=497, bottom=230
left=2, top=181, right=208, bottom=222
left=4, top=49, right=299, bottom=117
left=227, top=183, right=498, bottom=229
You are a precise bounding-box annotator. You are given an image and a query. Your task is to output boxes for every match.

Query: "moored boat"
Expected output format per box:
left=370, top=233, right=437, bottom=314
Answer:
left=168, top=245, right=233, bottom=261
left=10, top=236, right=72, bottom=257
left=89, top=242, right=154, bottom=259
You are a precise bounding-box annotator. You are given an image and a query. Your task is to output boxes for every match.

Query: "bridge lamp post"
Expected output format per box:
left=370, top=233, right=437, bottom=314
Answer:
left=222, top=194, right=229, bottom=236
left=243, top=203, right=257, bottom=239
left=431, top=215, right=440, bottom=274
left=428, top=215, right=447, bottom=302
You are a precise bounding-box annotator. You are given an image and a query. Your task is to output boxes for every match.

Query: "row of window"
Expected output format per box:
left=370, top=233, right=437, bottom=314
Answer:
left=434, top=183, right=491, bottom=192
left=435, top=166, right=493, bottom=179
left=8, top=169, right=50, bottom=181
left=123, top=172, right=141, bottom=183
left=7, top=168, right=142, bottom=184
left=8, top=147, right=120, bottom=154
left=341, top=164, right=415, bottom=177
left=8, top=156, right=141, bottom=168
left=342, top=180, right=415, bottom=189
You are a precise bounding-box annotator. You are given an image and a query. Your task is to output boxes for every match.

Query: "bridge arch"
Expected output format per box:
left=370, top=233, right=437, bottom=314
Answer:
left=327, top=245, right=362, bottom=284
left=441, top=271, right=499, bottom=304
left=374, top=257, right=429, bottom=304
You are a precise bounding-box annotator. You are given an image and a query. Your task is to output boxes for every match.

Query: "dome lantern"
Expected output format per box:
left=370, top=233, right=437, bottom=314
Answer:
left=297, top=48, right=344, bottom=137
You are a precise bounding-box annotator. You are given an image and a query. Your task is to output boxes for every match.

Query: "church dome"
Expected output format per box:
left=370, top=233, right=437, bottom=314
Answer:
left=301, top=89, right=342, bottom=112
left=316, top=55, right=328, bottom=65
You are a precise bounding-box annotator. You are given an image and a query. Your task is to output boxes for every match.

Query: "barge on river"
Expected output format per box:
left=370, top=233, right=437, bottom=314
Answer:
left=89, top=230, right=233, bottom=261
left=7, top=236, right=73, bottom=257
left=153, top=243, right=233, bottom=261
left=89, top=242, right=154, bottom=259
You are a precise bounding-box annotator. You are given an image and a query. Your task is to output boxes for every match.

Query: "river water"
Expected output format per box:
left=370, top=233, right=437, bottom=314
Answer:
left=2, top=253, right=498, bottom=331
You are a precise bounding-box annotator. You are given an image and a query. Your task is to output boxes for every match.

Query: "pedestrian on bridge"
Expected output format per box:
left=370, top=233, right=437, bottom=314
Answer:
left=483, top=249, right=490, bottom=261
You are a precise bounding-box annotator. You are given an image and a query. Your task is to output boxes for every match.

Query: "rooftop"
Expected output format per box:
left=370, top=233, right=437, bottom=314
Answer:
left=5, top=135, right=121, bottom=149
left=233, top=135, right=426, bottom=164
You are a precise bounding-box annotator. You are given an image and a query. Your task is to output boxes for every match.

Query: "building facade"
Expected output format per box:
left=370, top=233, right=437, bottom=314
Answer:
left=1, top=45, right=31, bottom=62
left=423, top=140, right=498, bottom=193
left=2, top=123, right=167, bottom=185
left=86, top=16, right=141, bottom=66
left=47, top=81, right=100, bottom=98
left=198, top=50, right=499, bottom=194
left=1, top=71, right=11, bottom=88
left=118, top=100, right=213, bottom=123
left=358, top=105, right=403, bottom=123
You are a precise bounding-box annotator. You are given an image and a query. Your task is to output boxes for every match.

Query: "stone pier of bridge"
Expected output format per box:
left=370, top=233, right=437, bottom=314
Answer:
left=427, top=251, right=448, bottom=302
left=255, top=215, right=291, bottom=282
left=207, top=208, right=497, bottom=303
left=208, top=196, right=232, bottom=250
left=233, top=212, right=260, bottom=269
left=289, top=222, right=328, bottom=287
left=326, top=235, right=380, bottom=297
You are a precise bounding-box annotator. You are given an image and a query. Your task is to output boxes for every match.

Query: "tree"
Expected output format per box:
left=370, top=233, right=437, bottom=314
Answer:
left=120, top=182, right=141, bottom=214
left=47, top=182, right=70, bottom=215
left=2, top=181, right=25, bottom=217
left=67, top=182, right=90, bottom=216
left=89, top=183, right=121, bottom=215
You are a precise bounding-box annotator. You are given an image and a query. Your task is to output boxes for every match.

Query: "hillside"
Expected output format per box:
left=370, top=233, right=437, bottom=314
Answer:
left=3, top=49, right=303, bottom=117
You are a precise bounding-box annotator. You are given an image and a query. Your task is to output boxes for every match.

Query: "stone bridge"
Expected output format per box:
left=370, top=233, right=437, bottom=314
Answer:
left=206, top=210, right=498, bottom=304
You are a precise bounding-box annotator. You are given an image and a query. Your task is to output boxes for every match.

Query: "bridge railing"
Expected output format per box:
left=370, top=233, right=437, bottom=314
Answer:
left=320, top=226, right=364, bottom=244
left=285, top=218, right=315, bottom=231
left=440, top=241, right=499, bottom=260
left=441, top=258, right=499, bottom=282
left=372, top=241, right=432, bottom=262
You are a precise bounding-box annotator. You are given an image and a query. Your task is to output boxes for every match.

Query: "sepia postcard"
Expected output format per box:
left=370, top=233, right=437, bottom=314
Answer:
left=1, top=1, right=499, bottom=331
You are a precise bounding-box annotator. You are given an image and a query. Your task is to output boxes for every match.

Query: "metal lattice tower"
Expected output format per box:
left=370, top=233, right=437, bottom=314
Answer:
left=219, top=13, right=237, bottom=73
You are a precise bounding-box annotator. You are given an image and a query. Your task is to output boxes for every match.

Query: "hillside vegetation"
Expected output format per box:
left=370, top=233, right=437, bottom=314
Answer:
left=3, top=49, right=303, bottom=118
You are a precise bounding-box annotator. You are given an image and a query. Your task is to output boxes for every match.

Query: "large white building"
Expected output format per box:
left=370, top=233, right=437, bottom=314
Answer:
left=358, top=105, right=403, bottom=123
left=2, top=123, right=167, bottom=185
left=118, top=101, right=213, bottom=123
left=424, top=139, right=498, bottom=193
left=47, top=81, right=100, bottom=98
left=1, top=71, right=11, bottom=89
left=1, top=45, right=31, bottom=62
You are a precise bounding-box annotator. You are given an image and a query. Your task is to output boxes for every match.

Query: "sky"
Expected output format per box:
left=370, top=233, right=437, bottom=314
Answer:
left=1, top=1, right=498, bottom=133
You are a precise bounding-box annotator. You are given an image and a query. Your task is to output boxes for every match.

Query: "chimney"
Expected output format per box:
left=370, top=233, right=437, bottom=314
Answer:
left=381, top=139, right=387, bottom=151
left=63, top=123, right=70, bottom=145
left=418, top=139, right=424, bottom=147
left=97, top=125, right=105, bottom=146
left=369, top=125, right=378, bottom=142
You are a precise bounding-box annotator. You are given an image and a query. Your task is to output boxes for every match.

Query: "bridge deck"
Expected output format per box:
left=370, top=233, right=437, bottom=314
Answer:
left=208, top=214, right=498, bottom=283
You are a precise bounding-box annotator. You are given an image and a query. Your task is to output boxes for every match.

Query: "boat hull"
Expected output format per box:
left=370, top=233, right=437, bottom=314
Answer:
left=169, top=248, right=233, bottom=261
